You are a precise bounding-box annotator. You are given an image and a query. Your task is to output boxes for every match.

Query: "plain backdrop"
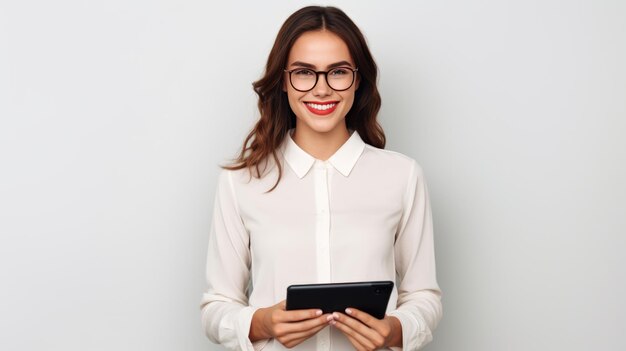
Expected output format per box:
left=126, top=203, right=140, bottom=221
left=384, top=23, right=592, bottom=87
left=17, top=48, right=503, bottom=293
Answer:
left=1, top=0, right=625, bottom=350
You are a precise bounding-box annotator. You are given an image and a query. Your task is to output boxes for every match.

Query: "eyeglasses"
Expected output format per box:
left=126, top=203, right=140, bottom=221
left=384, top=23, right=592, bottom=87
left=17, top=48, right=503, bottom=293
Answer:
left=284, top=67, right=358, bottom=92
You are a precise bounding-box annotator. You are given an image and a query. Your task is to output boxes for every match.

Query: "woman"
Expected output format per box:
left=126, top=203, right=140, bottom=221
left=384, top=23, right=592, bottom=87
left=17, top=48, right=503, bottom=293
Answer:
left=201, top=6, right=442, bottom=351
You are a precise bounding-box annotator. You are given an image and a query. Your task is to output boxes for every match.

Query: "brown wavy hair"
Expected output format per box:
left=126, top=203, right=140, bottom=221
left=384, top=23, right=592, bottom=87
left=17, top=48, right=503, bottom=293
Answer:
left=221, top=6, right=385, bottom=192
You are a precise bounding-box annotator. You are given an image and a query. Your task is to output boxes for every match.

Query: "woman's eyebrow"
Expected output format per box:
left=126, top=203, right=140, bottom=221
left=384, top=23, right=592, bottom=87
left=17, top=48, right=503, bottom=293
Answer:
left=289, top=60, right=354, bottom=69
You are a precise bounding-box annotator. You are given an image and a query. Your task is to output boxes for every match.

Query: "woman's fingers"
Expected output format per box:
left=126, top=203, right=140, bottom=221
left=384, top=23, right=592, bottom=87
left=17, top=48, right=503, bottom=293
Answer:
left=344, top=308, right=391, bottom=338
left=280, top=321, right=329, bottom=347
left=331, top=318, right=377, bottom=350
left=264, top=301, right=332, bottom=348
left=333, top=312, right=382, bottom=345
left=330, top=309, right=398, bottom=350
left=274, top=314, right=333, bottom=348
left=275, top=303, right=323, bottom=323
left=343, top=332, right=368, bottom=351
left=273, top=313, right=332, bottom=338
left=280, top=308, right=323, bottom=322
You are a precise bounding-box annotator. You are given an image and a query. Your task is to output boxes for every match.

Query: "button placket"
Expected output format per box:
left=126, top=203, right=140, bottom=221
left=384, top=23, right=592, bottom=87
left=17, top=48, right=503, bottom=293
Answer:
left=317, top=325, right=330, bottom=351
left=314, top=161, right=332, bottom=350
left=314, top=161, right=331, bottom=284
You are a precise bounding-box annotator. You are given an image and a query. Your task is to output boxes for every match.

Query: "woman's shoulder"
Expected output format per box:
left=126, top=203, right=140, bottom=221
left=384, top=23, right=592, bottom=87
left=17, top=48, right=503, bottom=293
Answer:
left=361, top=144, right=424, bottom=175
left=216, top=155, right=281, bottom=189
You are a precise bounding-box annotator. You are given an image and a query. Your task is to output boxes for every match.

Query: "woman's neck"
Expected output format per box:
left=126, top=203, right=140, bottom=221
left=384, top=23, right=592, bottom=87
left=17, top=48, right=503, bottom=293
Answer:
left=292, top=126, right=351, bottom=161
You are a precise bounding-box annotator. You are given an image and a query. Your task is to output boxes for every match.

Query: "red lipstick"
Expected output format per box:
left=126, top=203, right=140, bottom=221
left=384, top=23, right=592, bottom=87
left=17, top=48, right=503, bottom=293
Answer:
left=303, top=101, right=339, bottom=116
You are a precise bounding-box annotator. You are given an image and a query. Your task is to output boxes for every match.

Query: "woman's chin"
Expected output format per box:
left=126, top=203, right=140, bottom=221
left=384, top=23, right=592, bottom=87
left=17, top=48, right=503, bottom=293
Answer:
left=297, top=119, right=346, bottom=134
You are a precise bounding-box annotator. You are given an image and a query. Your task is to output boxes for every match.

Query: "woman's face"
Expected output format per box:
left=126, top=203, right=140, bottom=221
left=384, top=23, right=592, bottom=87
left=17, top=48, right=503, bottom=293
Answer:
left=284, top=30, right=358, bottom=136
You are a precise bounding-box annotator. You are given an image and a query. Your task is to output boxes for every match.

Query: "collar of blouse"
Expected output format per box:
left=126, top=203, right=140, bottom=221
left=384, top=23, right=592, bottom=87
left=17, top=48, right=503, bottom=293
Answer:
left=280, top=128, right=365, bottom=179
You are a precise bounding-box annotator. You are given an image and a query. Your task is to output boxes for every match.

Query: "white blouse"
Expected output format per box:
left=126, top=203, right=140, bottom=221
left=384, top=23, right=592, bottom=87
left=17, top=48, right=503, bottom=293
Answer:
left=201, top=129, right=442, bottom=350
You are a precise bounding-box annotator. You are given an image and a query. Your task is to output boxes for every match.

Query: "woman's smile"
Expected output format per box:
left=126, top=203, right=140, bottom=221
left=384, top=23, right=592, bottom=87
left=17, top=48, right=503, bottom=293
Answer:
left=304, top=101, right=339, bottom=115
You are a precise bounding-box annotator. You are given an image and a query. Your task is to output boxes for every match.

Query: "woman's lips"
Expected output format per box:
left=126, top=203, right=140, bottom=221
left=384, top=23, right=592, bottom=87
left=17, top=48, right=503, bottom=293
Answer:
left=304, top=101, right=338, bottom=116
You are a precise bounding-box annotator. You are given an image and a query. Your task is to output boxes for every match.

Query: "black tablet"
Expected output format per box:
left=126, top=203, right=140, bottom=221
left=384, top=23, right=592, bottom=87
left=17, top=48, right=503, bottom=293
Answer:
left=286, top=280, right=394, bottom=319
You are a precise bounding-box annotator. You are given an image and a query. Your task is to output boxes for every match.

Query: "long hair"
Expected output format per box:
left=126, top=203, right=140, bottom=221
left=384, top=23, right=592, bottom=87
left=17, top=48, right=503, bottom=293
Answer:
left=221, top=6, right=385, bottom=192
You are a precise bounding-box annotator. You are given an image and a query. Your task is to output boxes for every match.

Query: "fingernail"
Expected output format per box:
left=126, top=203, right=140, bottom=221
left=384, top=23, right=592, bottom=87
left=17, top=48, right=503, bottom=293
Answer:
left=345, top=308, right=352, bottom=315
left=326, top=315, right=333, bottom=322
left=332, top=312, right=339, bottom=319
left=316, top=310, right=322, bottom=316
left=330, top=320, right=336, bottom=325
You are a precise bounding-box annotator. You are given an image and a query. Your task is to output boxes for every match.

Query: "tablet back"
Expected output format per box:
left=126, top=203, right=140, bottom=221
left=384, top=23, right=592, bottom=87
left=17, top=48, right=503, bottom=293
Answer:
left=286, top=280, right=394, bottom=319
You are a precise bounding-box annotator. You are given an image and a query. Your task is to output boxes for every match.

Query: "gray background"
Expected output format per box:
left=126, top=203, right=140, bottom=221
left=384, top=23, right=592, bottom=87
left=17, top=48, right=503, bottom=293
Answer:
left=1, top=0, right=624, bottom=350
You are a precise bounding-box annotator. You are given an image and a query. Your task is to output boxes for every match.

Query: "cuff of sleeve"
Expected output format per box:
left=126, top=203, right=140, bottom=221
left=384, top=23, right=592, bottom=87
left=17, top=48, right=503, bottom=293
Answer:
left=387, top=309, right=418, bottom=351
left=388, top=308, right=434, bottom=350
left=237, top=306, right=269, bottom=351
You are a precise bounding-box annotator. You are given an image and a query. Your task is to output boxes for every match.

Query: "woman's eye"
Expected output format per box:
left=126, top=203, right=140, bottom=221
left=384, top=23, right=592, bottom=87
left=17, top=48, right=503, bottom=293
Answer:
left=330, top=68, right=349, bottom=76
left=294, top=69, right=314, bottom=76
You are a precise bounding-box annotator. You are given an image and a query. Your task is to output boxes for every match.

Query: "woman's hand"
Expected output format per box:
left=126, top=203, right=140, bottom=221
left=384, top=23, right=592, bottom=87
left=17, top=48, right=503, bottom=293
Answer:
left=249, top=300, right=333, bottom=348
left=330, top=308, right=403, bottom=350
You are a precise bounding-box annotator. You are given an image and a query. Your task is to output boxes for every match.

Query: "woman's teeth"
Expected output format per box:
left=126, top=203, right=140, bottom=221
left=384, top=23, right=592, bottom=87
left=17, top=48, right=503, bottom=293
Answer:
left=306, top=103, right=336, bottom=110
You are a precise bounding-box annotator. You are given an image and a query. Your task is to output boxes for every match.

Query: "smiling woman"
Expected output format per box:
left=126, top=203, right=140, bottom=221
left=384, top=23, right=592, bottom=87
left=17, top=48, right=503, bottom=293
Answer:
left=200, top=6, right=442, bottom=351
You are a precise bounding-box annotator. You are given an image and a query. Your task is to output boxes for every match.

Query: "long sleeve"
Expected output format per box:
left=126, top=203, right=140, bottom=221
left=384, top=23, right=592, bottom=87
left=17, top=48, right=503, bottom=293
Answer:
left=387, top=160, right=443, bottom=351
left=200, top=169, right=263, bottom=351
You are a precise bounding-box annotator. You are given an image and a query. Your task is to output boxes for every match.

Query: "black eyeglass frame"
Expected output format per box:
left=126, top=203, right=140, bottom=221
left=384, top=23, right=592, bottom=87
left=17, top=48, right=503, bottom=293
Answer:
left=283, top=67, right=359, bottom=92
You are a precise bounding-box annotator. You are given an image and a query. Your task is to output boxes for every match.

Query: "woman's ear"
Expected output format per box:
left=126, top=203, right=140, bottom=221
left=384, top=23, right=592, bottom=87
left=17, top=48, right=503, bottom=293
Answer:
left=355, top=75, right=360, bottom=90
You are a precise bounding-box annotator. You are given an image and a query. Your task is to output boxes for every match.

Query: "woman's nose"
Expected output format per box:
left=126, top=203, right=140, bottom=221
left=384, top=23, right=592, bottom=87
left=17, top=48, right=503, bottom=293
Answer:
left=312, top=73, right=332, bottom=96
